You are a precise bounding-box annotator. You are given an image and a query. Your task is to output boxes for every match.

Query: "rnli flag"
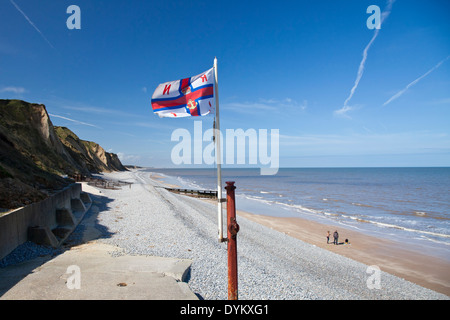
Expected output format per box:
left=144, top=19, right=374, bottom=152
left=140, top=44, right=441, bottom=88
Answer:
left=151, top=68, right=215, bottom=118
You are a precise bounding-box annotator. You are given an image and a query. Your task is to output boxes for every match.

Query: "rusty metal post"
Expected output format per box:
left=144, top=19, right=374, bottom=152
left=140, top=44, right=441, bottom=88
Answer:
left=225, top=181, right=239, bottom=300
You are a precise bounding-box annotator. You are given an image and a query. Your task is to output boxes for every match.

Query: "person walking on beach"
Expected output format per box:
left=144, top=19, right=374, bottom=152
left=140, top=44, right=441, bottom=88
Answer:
left=326, top=231, right=330, bottom=244
left=333, top=230, right=339, bottom=245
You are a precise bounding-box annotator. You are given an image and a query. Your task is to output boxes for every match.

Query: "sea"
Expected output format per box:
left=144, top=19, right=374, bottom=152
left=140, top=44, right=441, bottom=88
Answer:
left=147, top=167, right=450, bottom=261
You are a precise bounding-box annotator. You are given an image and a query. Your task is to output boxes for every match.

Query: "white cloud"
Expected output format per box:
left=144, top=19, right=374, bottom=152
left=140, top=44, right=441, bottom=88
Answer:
left=224, top=101, right=278, bottom=113
left=431, top=97, right=450, bottom=105
left=333, top=105, right=354, bottom=118
left=280, top=133, right=351, bottom=147
left=224, top=98, right=307, bottom=114
left=279, top=131, right=450, bottom=156
left=0, top=86, right=26, bottom=94
left=117, top=152, right=141, bottom=164
left=60, top=103, right=143, bottom=119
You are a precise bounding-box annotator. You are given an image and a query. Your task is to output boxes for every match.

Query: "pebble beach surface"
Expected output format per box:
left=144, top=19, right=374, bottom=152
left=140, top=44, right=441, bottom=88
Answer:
left=2, top=169, right=448, bottom=300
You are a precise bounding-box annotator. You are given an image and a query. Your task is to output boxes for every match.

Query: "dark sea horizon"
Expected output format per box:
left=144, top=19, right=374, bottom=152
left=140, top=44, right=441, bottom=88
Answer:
left=146, top=166, right=450, bottom=261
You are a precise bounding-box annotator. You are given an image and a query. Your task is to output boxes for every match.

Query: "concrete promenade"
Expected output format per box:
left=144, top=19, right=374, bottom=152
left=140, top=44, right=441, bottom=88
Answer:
left=0, top=242, right=197, bottom=300
left=0, top=180, right=198, bottom=300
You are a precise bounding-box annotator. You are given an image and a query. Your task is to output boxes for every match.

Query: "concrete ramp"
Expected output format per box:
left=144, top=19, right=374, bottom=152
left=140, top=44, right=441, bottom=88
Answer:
left=0, top=243, right=198, bottom=300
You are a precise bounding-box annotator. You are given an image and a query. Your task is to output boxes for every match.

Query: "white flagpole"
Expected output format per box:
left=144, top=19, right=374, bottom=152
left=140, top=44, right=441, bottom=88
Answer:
left=214, top=57, right=224, bottom=242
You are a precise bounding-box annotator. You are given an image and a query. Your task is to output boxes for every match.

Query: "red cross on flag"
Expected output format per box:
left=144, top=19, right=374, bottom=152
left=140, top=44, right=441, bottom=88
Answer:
left=151, top=67, right=215, bottom=118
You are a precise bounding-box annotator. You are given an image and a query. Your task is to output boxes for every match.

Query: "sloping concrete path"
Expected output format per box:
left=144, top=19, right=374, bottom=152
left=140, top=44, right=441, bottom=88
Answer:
left=0, top=242, right=197, bottom=300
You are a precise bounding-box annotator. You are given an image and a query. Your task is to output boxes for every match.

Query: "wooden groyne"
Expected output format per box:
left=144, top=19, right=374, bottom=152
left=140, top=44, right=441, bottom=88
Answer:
left=69, top=174, right=132, bottom=190
left=164, top=188, right=217, bottom=199
left=85, top=177, right=132, bottom=190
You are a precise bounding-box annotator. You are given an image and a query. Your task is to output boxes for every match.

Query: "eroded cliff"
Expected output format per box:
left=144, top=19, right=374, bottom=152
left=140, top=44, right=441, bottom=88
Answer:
left=0, top=99, right=126, bottom=209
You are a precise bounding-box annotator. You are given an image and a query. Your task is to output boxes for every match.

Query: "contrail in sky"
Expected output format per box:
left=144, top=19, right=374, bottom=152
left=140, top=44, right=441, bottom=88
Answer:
left=10, top=0, right=54, bottom=49
left=49, top=114, right=102, bottom=129
left=383, top=55, right=450, bottom=106
left=335, top=0, right=395, bottom=116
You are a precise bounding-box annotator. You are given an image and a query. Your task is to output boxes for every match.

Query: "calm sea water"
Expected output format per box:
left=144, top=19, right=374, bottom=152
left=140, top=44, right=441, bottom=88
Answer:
left=148, top=167, right=450, bottom=260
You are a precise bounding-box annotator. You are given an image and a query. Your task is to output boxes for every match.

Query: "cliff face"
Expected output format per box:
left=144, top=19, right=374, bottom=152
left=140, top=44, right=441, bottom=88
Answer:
left=0, top=99, right=126, bottom=209
left=54, top=126, right=126, bottom=173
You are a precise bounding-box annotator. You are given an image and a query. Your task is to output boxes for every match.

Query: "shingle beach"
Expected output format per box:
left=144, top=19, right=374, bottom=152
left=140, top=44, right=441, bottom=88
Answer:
left=3, top=169, right=448, bottom=300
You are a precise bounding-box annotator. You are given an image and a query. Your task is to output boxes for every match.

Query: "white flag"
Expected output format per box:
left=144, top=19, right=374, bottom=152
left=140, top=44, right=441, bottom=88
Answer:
left=151, top=68, right=215, bottom=118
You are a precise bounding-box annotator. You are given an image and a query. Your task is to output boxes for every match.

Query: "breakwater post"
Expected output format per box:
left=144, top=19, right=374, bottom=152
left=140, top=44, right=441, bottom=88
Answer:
left=225, top=181, right=239, bottom=300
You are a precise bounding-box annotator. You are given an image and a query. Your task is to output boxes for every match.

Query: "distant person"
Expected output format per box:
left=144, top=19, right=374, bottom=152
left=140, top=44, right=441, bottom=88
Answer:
left=333, top=230, right=339, bottom=245
left=326, top=231, right=330, bottom=244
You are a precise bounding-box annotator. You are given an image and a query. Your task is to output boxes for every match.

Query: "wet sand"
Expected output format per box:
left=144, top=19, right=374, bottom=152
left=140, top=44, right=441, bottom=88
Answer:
left=150, top=173, right=181, bottom=189
left=237, top=210, right=450, bottom=296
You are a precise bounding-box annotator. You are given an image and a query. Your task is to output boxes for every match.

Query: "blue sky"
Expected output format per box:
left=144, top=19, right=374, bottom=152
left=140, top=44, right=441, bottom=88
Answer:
left=1, top=0, right=449, bottom=168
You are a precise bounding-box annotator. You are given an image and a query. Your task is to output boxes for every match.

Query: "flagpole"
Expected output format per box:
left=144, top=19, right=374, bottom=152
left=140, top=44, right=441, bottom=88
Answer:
left=214, top=57, right=224, bottom=242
